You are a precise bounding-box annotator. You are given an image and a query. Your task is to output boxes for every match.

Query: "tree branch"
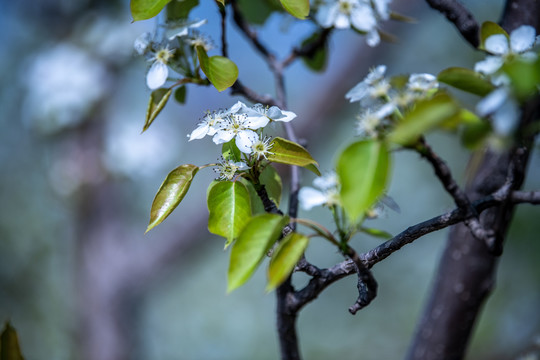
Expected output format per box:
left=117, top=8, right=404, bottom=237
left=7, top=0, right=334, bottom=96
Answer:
left=425, top=0, right=480, bottom=48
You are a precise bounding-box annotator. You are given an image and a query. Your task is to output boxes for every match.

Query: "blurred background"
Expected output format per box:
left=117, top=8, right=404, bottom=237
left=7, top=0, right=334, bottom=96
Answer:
left=1, top=0, right=539, bottom=359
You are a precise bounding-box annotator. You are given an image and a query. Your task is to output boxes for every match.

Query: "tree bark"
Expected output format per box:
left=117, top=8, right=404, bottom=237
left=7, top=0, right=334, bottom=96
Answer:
left=407, top=2, right=540, bottom=358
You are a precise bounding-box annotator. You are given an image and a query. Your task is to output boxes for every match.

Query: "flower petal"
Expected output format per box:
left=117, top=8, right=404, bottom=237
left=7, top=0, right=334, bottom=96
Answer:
left=485, top=34, right=509, bottom=55
left=350, top=5, right=376, bottom=32
left=236, top=130, right=259, bottom=153
left=212, top=130, right=235, bottom=144
left=492, top=99, right=520, bottom=135
left=315, top=3, right=337, bottom=28
left=298, top=187, right=328, bottom=210
left=474, top=56, right=503, bottom=75
left=146, top=61, right=168, bottom=90
left=188, top=123, right=209, bottom=141
left=476, top=88, right=509, bottom=116
left=510, top=25, right=536, bottom=53
left=244, top=115, right=270, bottom=129
left=366, top=30, right=380, bottom=47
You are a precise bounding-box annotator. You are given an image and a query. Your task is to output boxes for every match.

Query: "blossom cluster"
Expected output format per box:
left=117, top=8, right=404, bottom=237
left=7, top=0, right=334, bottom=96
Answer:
left=189, top=101, right=296, bottom=180
left=474, top=25, right=539, bottom=137
left=313, top=0, right=392, bottom=46
left=134, top=19, right=210, bottom=90
left=345, top=65, right=439, bottom=138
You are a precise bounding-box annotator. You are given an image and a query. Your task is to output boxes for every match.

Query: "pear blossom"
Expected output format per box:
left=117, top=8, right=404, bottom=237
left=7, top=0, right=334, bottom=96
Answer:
left=355, top=103, right=395, bottom=138
left=134, top=32, right=152, bottom=55
left=188, top=109, right=230, bottom=141
left=299, top=172, right=340, bottom=210
left=407, top=73, right=439, bottom=93
left=215, top=159, right=250, bottom=181
left=475, top=25, right=539, bottom=76
left=166, top=19, right=207, bottom=40
left=345, top=65, right=387, bottom=103
left=146, top=45, right=174, bottom=90
left=250, top=136, right=274, bottom=160
left=231, top=101, right=297, bottom=124
left=315, top=0, right=377, bottom=32
left=476, top=87, right=520, bottom=135
left=212, top=114, right=266, bottom=153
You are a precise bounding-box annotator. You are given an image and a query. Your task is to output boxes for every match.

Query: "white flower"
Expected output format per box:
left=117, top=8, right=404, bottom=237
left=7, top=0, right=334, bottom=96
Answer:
left=250, top=136, right=274, bottom=160
left=188, top=109, right=230, bottom=141
left=166, top=19, right=207, bottom=40
left=475, top=25, right=538, bottom=76
left=212, top=114, right=263, bottom=153
left=355, top=103, right=394, bottom=138
left=372, top=0, right=391, bottom=20
left=134, top=32, right=152, bottom=55
left=215, top=159, right=249, bottom=181
left=345, top=65, right=387, bottom=103
left=476, top=87, right=520, bottom=135
left=299, top=172, right=340, bottom=210
left=315, top=0, right=377, bottom=32
left=147, top=45, right=174, bottom=90
left=231, top=101, right=297, bottom=124
left=407, top=73, right=439, bottom=93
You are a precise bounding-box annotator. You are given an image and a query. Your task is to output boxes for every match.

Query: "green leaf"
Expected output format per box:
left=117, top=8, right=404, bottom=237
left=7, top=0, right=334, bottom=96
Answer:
left=266, top=232, right=309, bottom=291
left=259, top=165, right=282, bottom=207
left=502, top=57, right=540, bottom=101
left=279, top=0, right=309, bottom=19
left=222, top=140, right=242, bottom=162
left=228, top=214, right=289, bottom=292
left=166, top=0, right=199, bottom=20
left=1, top=322, right=24, bottom=360
left=267, top=137, right=320, bottom=175
left=359, top=226, right=393, bottom=240
left=237, top=0, right=282, bottom=24
left=131, top=0, right=173, bottom=21
left=337, top=140, right=390, bottom=223
left=174, top=85, right=187, bottom=104
left=239, top=179, right=265, bottom=215
left=146, top=164, right=199, bottom=232
left=300, top=32, right=328, bottom=72
left=461, top=118, right=492, bottom=150
left=144, top=88, right=172, bottom=133
left=438, top=67, right=495, bottom=96
left=388, top=93, right=460, bottom=145
left=479, top=21, right=508, bottom=50
left=207, top=181, right=252, bottom=247
left=196, top=46, right=238, bottom=92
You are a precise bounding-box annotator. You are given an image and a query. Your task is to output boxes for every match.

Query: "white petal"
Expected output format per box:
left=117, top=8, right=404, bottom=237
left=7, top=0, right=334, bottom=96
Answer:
left=474, top=56, right=503, bottom=75
left=476, top=88, right=509, bottom=116
left=492, top=99, right=520, bottom=135
left=274, top=110, right=297, bottom=122
left=485, top=34, right=509, bottom=55
left=134, top=32, right=151, bottom=55
left=229, top=101, right=247, bottom=113
left=315, top=3, right=337, bottom=28
left=298, top=187, right=328, bottom=210
left=373, top=0, right=390, bottom=20
left=146, top=61, right=168, bottom=90
left=212, top=130, right=235, bottom=144
left=345, top=83, right=369, bottom=102
left=244, top=115, right=269, bottom=129
left=334, top=12, right=351, bottom=29
left=510, top=25, right=536, bottom=53
left=313, top=172, right=338, bottom=190
left=236, top=130, right=259, bottom=153
left=366, top=30, right=380, bottom=47
left=350, top=6, right=376, bottom=32
left=188, top=124, right=209, bottom=141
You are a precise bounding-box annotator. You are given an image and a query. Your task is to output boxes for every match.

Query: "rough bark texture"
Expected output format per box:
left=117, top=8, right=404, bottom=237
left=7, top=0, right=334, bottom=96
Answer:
left=407, top=2, right=540, bottom=358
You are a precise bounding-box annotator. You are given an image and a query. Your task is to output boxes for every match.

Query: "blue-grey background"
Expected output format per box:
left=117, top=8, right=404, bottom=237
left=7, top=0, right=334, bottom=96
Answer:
left=1, top=0, right=539, bottom=359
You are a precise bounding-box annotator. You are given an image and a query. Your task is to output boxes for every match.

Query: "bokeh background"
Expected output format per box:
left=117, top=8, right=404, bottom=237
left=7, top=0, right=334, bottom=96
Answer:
left=1, top=0, right=539, bottom=359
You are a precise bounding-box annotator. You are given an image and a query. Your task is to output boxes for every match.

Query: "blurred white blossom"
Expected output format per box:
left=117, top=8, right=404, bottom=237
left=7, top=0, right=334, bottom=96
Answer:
left=299, top=172, right=340, bottom=210
left=146, top=45, right=174, bottom=90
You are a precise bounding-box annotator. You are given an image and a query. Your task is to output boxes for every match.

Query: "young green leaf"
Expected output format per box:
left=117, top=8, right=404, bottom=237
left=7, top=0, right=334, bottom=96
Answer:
left=144, top=88, right=172, bottom=133
left=437, top=67, right=495, bottom=96
left=388, top=93, right=460, bottom=145
left=266, top=232, right=309, bottom=291
left=279, top=0, right=309, bottom=19
left=1, top=322, right=24, bottom=360
left=196, top=46, right=238, bottom=92
left=174, top=85, right=187, bottom=104
left=237, top=0, right=282, bottom=25
left=228, top=214, right=289, bottom=292
left=166, top=0, right=199, bottom=20
left=259, top=165, right=282, bottom=207
left=222, top=140, right=242, bottom=162
left=239, top=179, right=266, bottom=215
left=502, top=57, right=540, bottom=101
left=479, top=21, right=508, bottom=50
left=267, top=137, right=321, bottom=175
left=337, top=140, right=390, bottom=223
left=207, top=181, right=252, bottom=247
left=131, top=0, right=173, bottom=21
left=300, top=31, right=328, bottom=72
left=360, top=226, right=393, bottom=240
left=146, top=164, right=199, bottom=233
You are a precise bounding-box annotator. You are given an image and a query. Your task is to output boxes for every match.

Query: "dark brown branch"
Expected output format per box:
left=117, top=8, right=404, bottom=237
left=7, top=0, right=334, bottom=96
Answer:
left=290, top=189, right=540, bottom=311
left=346, top=247, right=378, bottom=315
left=415, top=138, right=495, bottom=249
left=425, top=0, right=480, bottom=48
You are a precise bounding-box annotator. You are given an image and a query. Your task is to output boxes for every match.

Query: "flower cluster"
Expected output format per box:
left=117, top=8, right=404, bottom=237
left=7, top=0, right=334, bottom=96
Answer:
left=134, top=19, right=209, bottom=90
left=345, top=65, right=439, bottom=138
left=474, top=25, right=539, bottom=137
left=313, top=0, right=392, bottom=46
left=189, top=102, right=296, bottom=180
